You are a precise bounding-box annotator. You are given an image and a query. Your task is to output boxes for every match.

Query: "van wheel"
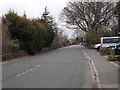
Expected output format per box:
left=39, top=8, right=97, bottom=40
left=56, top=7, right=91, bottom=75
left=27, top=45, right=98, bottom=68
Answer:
left=97, top=46, right=100, bottom=51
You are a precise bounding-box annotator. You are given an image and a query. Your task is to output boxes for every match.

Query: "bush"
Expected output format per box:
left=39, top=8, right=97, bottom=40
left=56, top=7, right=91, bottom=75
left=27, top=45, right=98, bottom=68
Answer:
left=2, top=50, right=28, bottom=61
left=3, top=11, right=55, bottom=55
left=85, top=31, right=100, bottom=48
left=84, top=28, right=113, bottom=49
left=2, top=53, right=14, bottom=60
left=9, top=43, right=19, bottom=52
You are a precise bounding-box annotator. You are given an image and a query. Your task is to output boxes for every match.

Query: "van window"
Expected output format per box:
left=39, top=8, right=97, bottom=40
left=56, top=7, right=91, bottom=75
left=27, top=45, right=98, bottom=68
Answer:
left=103, top=38, right=120, bottom=43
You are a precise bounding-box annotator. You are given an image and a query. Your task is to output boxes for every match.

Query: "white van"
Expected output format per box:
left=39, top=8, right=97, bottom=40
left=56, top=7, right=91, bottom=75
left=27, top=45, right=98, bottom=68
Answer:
left=101, top=37, right=120, bottom=49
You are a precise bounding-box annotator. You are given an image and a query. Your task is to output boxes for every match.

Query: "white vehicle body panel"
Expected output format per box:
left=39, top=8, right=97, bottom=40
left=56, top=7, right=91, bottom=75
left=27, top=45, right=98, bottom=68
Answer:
left=101, top=37, right=120, bottom=48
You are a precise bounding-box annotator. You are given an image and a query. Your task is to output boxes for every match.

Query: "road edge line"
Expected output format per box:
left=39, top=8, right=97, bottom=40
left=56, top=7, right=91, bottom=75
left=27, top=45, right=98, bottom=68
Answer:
left=82, top=50, right=103, bottom=88
left=110, top=62, right=120, bottom=68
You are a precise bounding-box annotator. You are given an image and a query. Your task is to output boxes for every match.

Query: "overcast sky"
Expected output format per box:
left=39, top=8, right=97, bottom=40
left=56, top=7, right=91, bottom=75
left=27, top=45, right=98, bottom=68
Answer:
left=0, top=0, right=119, bottom=39
left=0, top=0, right=69, bottom=19
left=0, top=0, right=75, bottom=38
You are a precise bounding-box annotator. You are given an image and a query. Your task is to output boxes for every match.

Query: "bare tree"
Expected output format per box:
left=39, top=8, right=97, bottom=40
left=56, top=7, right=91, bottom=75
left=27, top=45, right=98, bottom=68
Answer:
left=116, top=1, right=120, bottom=34
left=60, top=1, right=115, bottom=32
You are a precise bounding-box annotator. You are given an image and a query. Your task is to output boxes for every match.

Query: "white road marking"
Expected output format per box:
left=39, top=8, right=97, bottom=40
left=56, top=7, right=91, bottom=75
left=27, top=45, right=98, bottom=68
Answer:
left=110, top=62, right=120, bottom=68
left=28, top=68, right=34, bottom=72
left=16, top=65, right=40, bottom=77
left=35, top=65, right=41, bottom=68
left=16, top=49, right=67, bottom=77
left=16, top=71, right=28, bottom=77
left=82, top=50, right=103, bottom=88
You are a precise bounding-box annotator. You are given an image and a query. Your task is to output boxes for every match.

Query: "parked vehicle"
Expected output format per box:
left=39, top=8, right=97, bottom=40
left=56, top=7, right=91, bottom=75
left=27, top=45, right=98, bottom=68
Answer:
left=94, top=43, right=101, bottom=51
left=101, top=37, right=120, bottom=49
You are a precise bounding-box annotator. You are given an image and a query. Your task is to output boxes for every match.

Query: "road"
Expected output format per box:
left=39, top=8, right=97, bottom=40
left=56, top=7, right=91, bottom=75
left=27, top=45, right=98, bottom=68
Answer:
left=2, top=45, right=119, bottom=88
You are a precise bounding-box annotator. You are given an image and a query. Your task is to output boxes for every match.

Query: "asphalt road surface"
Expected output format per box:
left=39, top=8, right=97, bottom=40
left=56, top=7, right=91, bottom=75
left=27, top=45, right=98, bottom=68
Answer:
left=2, top=45, right=119, bottom=88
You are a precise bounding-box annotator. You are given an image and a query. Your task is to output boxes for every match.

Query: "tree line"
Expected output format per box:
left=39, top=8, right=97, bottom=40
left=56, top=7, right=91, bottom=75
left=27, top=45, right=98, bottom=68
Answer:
left=2, top=8, right=55, bottom=55
left=60, top=1, right=120, bottom=48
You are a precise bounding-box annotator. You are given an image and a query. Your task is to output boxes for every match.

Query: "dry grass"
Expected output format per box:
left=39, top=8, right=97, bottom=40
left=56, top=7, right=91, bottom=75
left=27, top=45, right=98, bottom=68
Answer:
left=2, top=50, right=28, bottom=61
left=2, top=23, right=12, bottom=54
left=2, top=23, right=28, bottom=61
left=107, top=55, right=120, bottom=61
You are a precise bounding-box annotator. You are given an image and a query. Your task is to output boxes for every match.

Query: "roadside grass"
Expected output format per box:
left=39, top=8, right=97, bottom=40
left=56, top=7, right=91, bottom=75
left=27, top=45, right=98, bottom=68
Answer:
left=107, top=55, right=120, bottom=61
left=99, top=48, right=120, bottom=61
left=2, top=47, right=57, bottom=62
left=2, top=50, right=28, bottom=61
